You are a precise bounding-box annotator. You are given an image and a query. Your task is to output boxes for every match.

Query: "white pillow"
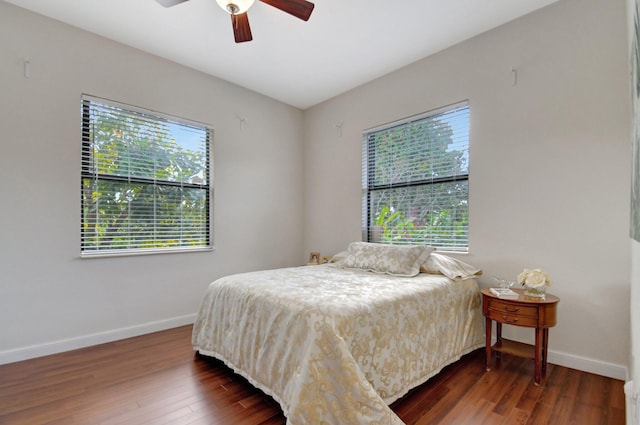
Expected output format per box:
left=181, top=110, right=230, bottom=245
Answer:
left=420, top=253, right=482, bottom=281
left=337, top=242, right=434, bottom=277
left=328, top=251, right=348, bottom=263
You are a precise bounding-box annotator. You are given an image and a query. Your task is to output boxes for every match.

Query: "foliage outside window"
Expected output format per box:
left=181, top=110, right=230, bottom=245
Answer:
left=81, top=95, right=212, bottom=256
left=362, top=102, right=469, bottom=252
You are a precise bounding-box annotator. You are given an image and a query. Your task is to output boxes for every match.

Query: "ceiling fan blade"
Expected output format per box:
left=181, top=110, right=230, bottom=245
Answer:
left=155, top=0, right=190, bottom=7
left=231, top=12, right=253, bottom=43
left=259, top=0, right=314, bottom=21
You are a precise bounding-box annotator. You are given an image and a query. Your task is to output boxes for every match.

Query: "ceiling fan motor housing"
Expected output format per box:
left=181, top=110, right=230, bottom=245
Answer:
left=216, top=0, right=254, bottom=14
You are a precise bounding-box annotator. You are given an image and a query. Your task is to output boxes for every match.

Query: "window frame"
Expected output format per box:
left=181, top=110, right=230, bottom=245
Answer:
left=80, top=95, right=213, bottom=258
left=362, top=101, right=470, bottom=252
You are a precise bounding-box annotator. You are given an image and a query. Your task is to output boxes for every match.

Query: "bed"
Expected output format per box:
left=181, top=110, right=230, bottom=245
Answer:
left=192, top=243, right=484, bottom=425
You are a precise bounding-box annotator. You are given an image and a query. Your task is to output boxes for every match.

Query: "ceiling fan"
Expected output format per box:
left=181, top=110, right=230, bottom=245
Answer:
left=156, top=0, right=315, bottom=43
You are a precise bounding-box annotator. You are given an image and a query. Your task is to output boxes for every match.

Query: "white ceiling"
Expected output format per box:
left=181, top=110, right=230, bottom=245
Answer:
left=4, top=0, right=559, bottom=109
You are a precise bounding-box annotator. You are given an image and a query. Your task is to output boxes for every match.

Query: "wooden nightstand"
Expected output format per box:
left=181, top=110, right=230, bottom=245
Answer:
left=481, top=288, right=559, bottom=386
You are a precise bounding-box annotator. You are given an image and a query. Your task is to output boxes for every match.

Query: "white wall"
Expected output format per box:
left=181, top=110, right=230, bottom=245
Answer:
left=0, top=1, right=304, bottom=362
left=303, top=0, right=631, bottom=378
left=626, top=2, right=640, bottom=423
left=631, top=241, right=640, bottom=423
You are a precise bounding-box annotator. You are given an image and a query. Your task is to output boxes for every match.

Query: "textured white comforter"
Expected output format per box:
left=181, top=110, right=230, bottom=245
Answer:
left=192, top=265, right=483, bottom=425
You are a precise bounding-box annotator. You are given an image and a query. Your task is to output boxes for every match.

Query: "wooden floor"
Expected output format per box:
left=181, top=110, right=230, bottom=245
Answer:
left=0, top=325, right=625, bottom=425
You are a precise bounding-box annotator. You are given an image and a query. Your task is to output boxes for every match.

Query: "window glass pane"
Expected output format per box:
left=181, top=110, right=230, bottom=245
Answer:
left=368, top=181, right=468, bottom=250
left=85, top=103, right=208, bottom=184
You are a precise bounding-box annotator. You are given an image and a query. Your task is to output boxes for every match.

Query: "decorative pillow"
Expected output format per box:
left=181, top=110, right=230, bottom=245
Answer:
left=420, top=252, right=482, bottom=281
left=338, top=242, right=434, bottom=277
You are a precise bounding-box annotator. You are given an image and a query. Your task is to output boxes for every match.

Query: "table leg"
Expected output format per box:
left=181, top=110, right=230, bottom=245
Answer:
left=485, top=317, right=492, bottom=371
left=542, top=328, right=549, bottom=374
left=534, top=326, right=544, bottom=386
left=495, top=322, right=502, bottom=361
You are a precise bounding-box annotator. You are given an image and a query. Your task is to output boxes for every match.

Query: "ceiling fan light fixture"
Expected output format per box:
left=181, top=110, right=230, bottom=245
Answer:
left=216, top=0, right=254, bottom=14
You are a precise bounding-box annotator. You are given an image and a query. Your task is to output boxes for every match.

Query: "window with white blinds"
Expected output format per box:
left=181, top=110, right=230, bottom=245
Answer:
left=81, top=95, right=212, bottom=256
left=362, top=102, right=469, bottom=252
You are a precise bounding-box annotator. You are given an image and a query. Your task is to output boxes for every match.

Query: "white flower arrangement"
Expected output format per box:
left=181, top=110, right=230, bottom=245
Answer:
left=517, top=268, right=551, bottom=289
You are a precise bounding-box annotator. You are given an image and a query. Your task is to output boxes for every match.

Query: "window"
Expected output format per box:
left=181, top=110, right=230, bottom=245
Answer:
left=81, top=95, right=212, bottom=256
left=362, top=102, right=469, bottom=252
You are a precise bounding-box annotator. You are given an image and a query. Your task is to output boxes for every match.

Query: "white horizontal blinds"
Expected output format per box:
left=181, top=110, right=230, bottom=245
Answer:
left=81, top=96, right=211, bottom=254
left=362, top=102, right=469, bottom=252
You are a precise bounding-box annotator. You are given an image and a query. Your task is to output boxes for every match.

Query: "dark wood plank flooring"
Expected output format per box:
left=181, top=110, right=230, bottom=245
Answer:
left=0, top=325, right=625, bottom=425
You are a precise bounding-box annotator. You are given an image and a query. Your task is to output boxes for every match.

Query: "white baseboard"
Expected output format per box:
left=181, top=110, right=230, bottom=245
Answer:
left=625, top=381, right=639, bottom=425
left=0, top=314, right=196, bottom=365
left=489, top=336, right=628, bottom=381
left=547, top=349, right=628, bottom=381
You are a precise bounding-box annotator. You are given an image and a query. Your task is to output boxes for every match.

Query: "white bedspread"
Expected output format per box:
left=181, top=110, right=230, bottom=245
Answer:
left=192, top=265, right=483, bottom=425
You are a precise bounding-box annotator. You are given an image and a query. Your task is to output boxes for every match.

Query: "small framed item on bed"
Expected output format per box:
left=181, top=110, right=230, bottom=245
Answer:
left=192, top=242, right=484, bottom=425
